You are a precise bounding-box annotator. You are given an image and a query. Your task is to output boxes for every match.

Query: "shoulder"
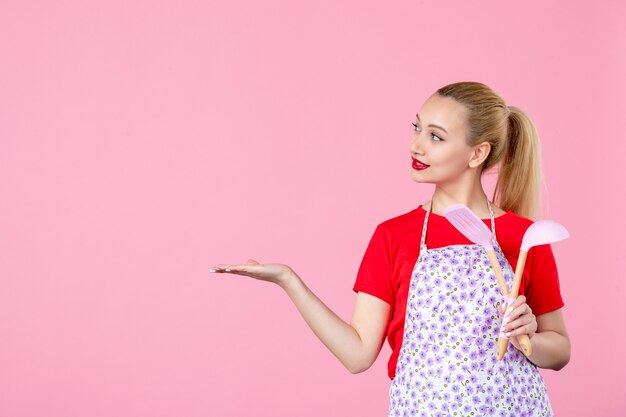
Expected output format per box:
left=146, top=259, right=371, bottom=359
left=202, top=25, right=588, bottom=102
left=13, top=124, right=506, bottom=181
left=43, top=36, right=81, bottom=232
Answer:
left=376, top=206, right=424, bottom=233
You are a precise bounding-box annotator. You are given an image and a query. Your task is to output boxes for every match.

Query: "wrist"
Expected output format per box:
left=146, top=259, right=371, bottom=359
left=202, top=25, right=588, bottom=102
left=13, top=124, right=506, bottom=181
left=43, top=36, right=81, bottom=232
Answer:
left=278, top=271, right=301, bottom=291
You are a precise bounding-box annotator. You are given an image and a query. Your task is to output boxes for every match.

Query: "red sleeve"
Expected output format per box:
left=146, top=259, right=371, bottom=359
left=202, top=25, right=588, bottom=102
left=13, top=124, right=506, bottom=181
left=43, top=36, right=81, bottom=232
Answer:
left=524, top=243, right=565, bottom=316
left=352, top=224, right=395, bottom=307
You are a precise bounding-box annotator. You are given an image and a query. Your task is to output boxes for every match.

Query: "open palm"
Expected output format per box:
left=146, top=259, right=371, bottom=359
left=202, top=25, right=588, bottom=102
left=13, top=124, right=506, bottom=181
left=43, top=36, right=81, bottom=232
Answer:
left=210, top=259, right=295, bottom=287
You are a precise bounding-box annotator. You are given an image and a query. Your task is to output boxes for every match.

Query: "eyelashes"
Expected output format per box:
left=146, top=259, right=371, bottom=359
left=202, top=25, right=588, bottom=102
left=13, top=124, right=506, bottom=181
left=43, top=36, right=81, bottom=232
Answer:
left=412, top=122, right=444, bottom=142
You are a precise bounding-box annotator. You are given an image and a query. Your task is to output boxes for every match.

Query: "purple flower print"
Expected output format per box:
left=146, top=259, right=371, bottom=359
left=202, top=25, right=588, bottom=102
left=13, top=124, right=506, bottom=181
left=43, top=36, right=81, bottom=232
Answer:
left=452, top=315, right=461, bottom=325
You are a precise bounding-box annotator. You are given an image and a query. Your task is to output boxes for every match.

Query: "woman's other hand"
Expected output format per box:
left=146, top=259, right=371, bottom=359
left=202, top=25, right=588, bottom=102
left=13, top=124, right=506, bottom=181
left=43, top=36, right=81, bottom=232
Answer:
left=210, top=259, right=295, bottom=288
left=497, top=294, right=537, bottom=351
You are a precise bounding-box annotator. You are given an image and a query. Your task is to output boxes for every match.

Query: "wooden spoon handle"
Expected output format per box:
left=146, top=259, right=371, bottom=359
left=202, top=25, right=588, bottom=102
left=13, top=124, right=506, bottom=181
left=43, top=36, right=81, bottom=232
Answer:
left=487, top=249, right=533, bottom=359
left=510, top=252, right=533, bottom=357
left=486, top=250, right=510, bottom=297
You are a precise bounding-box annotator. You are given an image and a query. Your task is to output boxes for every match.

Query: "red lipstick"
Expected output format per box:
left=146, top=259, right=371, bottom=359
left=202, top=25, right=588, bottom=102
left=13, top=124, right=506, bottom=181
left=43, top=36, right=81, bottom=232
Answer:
left=412, top=157, right=430, bottom=170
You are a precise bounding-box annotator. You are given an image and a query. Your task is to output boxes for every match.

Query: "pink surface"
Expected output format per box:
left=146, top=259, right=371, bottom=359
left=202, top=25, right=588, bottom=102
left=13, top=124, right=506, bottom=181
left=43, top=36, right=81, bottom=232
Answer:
left=1, top=1, right=624, bottom=416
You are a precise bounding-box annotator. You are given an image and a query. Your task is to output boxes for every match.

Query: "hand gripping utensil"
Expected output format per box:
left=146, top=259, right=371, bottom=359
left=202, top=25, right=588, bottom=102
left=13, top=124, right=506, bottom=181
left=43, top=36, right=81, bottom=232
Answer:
left=497, top=219, right=570, bottom=360
left=442, top=203, right=528, bottom=359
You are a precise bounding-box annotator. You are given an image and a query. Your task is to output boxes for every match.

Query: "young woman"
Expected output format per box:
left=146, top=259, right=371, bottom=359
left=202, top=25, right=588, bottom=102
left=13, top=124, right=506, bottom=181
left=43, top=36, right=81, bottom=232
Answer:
left=210, top=81, right=571, bottom=416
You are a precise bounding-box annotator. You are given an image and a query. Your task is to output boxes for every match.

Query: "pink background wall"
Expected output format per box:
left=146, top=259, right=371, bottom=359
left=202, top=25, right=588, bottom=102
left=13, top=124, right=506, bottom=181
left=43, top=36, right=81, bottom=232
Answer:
left=1, top=1, right=624, bottom=416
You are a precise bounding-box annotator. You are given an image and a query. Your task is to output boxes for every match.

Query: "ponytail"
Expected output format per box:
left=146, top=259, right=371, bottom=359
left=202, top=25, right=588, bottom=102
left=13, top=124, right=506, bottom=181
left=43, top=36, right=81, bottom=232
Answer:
left=492, top=106, right=543, bottom=219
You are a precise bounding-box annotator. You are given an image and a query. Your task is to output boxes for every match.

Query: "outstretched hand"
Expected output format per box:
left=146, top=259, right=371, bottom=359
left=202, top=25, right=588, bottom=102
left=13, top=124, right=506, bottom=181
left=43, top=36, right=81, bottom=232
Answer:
left=210, top=259, right=296, bottom=288
left=497, top=294, right=537, bottom=351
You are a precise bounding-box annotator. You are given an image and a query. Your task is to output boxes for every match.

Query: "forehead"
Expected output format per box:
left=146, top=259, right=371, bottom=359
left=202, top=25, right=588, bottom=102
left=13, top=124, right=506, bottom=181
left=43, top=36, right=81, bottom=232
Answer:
left=418, top=94, right=468, bottom=135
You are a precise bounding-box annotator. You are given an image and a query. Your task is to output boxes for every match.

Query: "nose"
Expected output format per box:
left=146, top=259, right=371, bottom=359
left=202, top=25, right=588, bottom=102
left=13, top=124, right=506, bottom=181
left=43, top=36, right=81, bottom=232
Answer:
left=410, top=131, right=425, bottom=156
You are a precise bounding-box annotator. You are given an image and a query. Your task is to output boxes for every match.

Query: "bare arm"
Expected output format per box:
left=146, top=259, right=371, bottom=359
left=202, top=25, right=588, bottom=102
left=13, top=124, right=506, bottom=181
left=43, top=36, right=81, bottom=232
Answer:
left=210, top=260, right=391, bottom=374
left=280, top=273, right=391, bottom=374
left=526, top=308, right=571, bottom=370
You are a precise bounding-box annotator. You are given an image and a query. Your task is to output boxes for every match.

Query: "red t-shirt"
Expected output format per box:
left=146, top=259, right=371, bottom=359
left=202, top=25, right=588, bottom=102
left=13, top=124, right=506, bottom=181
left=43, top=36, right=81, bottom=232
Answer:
left=352, top=205, right=565, bottom=380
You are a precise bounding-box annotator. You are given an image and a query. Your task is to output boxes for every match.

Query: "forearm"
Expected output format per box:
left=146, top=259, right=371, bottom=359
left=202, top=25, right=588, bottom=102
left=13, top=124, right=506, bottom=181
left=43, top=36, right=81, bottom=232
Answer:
left=279, top=273, right=365, bottom=373
left=527, top=330, right=571, bottom=370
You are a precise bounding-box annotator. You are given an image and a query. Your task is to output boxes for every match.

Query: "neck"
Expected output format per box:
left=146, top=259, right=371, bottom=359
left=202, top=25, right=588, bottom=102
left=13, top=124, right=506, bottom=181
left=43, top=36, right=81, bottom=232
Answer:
left=427, top=173, right=490, bottom=217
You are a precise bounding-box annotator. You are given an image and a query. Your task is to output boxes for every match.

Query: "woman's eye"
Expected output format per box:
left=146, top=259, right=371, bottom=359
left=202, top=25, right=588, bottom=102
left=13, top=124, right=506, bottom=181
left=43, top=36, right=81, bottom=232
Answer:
left=412, top=122, right=444, bottom=142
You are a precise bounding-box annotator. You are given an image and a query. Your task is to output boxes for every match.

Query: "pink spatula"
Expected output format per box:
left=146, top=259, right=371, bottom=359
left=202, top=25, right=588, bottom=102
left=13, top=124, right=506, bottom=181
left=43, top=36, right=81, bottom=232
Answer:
left=442, top=203, right=530, bottom=359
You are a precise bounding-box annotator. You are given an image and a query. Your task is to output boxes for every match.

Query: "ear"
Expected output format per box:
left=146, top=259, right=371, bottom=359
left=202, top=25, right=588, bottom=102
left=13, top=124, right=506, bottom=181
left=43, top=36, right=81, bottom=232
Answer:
left=469, top=141, right=491, bottom=169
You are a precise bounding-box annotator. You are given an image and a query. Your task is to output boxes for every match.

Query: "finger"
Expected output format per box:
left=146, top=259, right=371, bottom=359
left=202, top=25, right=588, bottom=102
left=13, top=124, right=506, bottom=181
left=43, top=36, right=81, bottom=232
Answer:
left=210, top=264, right=252, bottom=274
left=505, top=295, right=526, bottom=317
left=209, top=264, right=230, bottom=272
left=504, top=321, right=536, bottom=338
left=507, top=301, right=532, bottom=324
left=503, top=311, right=536, bottom=334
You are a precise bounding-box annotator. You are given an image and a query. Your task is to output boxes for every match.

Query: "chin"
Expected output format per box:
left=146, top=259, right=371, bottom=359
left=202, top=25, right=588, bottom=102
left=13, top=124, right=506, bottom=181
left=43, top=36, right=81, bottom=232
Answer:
left=410, top=172, right=433, bottom=184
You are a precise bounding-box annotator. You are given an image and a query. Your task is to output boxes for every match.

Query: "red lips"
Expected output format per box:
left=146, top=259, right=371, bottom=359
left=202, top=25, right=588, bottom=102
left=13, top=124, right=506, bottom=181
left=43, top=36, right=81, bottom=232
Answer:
left=412, top=157, right=430, bottom=170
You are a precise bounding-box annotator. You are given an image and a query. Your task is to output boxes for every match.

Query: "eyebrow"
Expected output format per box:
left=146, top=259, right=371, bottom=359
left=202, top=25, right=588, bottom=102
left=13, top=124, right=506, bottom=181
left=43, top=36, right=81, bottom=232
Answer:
left=416, top=113, right=448, bottom=134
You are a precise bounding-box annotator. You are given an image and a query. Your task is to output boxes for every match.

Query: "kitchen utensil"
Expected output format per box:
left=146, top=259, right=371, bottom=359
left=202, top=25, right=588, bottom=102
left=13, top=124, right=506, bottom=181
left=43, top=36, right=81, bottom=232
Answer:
left=496, top=219, right=570, bottom=359
left=442, top=203, right=527, bottom=359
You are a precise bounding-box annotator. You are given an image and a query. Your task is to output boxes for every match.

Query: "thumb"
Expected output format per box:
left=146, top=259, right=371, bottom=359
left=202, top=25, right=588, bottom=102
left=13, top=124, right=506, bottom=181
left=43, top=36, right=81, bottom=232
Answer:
left=245, top=259, right=260, bottom=265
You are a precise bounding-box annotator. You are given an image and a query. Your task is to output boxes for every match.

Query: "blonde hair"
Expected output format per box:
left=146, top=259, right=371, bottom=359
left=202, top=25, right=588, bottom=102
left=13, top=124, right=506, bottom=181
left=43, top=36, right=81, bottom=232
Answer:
left=436, top=81, right=543, bottom=219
